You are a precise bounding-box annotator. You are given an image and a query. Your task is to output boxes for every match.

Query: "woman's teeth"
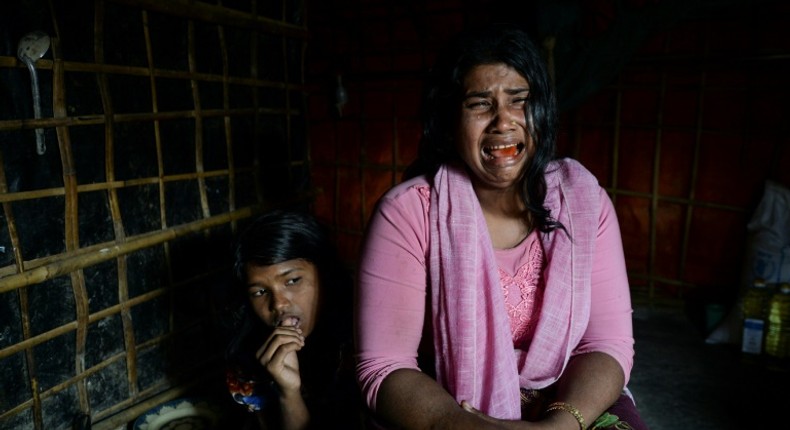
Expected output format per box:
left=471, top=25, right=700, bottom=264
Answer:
left=483, top=142, right=524, bottom=159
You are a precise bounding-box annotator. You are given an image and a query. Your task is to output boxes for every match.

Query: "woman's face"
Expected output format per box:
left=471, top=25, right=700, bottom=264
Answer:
left=456, top=63, right=534, bottom=191
left=245, top=258, right=320, bottom=337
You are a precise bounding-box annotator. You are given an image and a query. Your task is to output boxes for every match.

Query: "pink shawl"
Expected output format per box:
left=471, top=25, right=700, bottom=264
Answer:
left=428, top=160, right=597, bottom=419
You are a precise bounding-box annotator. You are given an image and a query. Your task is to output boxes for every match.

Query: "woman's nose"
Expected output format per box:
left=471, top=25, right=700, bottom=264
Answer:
left=491, top=107, right=518, bottom=132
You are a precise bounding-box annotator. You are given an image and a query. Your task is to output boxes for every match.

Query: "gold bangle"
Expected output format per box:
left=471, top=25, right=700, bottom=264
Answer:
left=545, top=401, right=585, bottom=430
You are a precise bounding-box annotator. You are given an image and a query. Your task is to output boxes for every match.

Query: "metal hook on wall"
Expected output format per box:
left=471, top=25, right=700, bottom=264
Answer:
left=17, top=31, right=51, bottom=155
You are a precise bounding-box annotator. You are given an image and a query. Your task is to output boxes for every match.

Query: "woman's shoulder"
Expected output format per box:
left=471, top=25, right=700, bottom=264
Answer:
left=374, top=174, right=432, bottom=217
left=380, top=174, right=431, bottom=201
left=365, top=174, right=432, bottom=250
left=546, top=157, right=600, bottom=189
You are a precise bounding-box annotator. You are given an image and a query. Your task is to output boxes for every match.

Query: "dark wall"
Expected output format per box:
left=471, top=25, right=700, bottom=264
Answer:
left=304, top=0, right=790, bottom=310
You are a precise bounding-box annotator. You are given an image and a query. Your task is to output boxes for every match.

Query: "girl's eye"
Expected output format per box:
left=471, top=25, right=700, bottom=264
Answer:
left=250, top=288, right=269, bottom=298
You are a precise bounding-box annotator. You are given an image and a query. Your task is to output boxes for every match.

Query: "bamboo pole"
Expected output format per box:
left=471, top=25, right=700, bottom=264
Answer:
left=0, top=259, right=229, bottom=363
left=0, top=106, right=302, bottom=132
left=0, top=206, right=256, bottom=294
left=217, top=8, right=237, bottom=234
left=108, top=0, right=308, bottom=38
left=51, top=24, right=92, bottom=414
left=0, top=168, right=248, bottom=205
left=0, top=55, right=308, bottom=90
left=187, top=20, right=212, bottom=222
left=90, top=366, right=222, bottom=430
left=0, top=150, right=43, bottom=427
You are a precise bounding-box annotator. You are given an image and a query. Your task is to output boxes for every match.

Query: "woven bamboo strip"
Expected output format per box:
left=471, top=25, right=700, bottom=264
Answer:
left=217, top=13, right=237, bottom=234
left=0, top=168, right=246, bottom=205
left=50, top=27, right=91, bottom=413
left=0, top=335, right=219, bottom=426
left=0, top=261, right=228, bottom=362
left=107, top=0, right=307, bottom=38
left=0, top=206, right=255, bottom=294
left=0, top=350, right=127, bottom=421
left=186, top=21, right=211, bottom=221
left=132, top=8, right=164, bottom=400
left=1, top=55, right=307, bottom=92
left=42, top=317, right=213, bottom=405
left=98, top=0, right=140, bottom=401
left=90, top=367, right=219, bottom=430
left=0, top=105, right=300, bottom=133
left=0, top=106, right=300, bottom=133
left=0, top=154, right=24, bottom=276
left=0, top=148, right=43, bottom=427
left=0, top=290, right=159, bottom=364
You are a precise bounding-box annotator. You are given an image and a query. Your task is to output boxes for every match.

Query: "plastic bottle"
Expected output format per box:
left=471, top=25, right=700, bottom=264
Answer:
left=741, top=278, right=770, bottom=355
left=765, top=283, right=790, bottom=362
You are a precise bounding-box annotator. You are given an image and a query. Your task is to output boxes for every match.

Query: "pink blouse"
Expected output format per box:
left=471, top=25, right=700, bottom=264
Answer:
left=355, top=170, right=634, bottom=411
left=497, top=232, right=544, bottom=350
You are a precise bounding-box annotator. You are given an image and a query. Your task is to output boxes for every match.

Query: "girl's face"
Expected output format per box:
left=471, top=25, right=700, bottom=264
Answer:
left=456, top=63, right=534, bottom=191
left=245, top=258, right=320, bottom=337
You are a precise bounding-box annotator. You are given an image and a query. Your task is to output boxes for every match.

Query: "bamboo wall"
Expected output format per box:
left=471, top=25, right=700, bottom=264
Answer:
left=0, top=1, right=308, bottom=429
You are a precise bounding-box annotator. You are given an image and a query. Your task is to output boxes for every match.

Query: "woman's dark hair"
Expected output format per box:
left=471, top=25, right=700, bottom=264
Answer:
left=405, top=23, right=562, bottom=233
left=225, top=209, right=353, bottom=371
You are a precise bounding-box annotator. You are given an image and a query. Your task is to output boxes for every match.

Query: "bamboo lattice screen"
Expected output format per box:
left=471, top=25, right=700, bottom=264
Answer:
left=0, top=0, right=309, bottom=429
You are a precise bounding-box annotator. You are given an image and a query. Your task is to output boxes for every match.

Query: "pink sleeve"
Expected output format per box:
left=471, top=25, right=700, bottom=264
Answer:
left=572, top=188, right=635, bottom=385
left=355, top=182, right=430, bottom=411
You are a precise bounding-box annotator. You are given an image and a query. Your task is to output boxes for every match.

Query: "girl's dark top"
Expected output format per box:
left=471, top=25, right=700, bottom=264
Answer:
left=225, top=319, right=363, bottom=429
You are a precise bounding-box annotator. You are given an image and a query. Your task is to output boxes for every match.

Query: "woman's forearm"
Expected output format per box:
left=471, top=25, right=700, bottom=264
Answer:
left=550, top=352, right=625, bottom=429
left=375, top=368, right=509, bottom=430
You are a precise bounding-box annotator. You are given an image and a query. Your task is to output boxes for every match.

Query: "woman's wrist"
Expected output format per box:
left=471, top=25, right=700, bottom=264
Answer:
left=544, top=401, right=585, bottom=430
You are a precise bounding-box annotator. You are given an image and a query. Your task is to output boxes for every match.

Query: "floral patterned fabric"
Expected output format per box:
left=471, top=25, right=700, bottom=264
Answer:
left=225, top=367, right=274, bottom=412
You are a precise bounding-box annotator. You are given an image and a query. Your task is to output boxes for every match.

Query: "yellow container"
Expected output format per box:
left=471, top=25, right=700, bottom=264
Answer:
left=765, top=283, right=790, bottom=359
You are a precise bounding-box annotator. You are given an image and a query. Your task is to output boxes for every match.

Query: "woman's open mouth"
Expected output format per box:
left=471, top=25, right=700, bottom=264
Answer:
left=482, top=142, right=525, bottom=160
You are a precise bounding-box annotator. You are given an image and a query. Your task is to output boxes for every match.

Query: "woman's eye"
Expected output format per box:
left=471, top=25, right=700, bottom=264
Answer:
left=285, top=277, right=302, bottom=286
left=464, top=99, right=490, bottom=109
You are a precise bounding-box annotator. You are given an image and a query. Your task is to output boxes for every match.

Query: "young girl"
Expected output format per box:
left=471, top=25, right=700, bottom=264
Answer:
left=224, top=210, right=361, bottom=429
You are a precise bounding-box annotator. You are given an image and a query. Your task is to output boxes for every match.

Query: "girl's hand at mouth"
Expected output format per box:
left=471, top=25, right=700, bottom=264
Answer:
left=256, top=325, right=305, bottom=395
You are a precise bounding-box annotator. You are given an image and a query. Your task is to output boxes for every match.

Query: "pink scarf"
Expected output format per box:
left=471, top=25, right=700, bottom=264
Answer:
left=429, top=161, right=596, bottom=419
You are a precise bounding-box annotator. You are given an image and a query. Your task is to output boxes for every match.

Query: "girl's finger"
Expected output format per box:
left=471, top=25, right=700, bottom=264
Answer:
left=268, top=341, right=302, bottom=369
left=256, top=330, right=305, bottom=362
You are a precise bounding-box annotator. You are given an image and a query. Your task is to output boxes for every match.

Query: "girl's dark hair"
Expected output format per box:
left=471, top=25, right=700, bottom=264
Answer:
left=405, top=23, right=563, bottom=233
left=232, top=209, right=339, bottom=284
left=225, top=209, right=353, bottom=370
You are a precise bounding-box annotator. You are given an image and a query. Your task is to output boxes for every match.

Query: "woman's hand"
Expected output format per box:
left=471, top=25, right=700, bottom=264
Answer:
left=460, top=401, right=568, bottom=430
left=256, top=326, right=305, bottom=394
left=460, top=401, right=505, bottom=426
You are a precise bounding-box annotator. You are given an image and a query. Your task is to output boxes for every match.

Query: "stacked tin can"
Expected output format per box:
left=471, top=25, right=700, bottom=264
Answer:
left=765, top=283, right=790, bottom=364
